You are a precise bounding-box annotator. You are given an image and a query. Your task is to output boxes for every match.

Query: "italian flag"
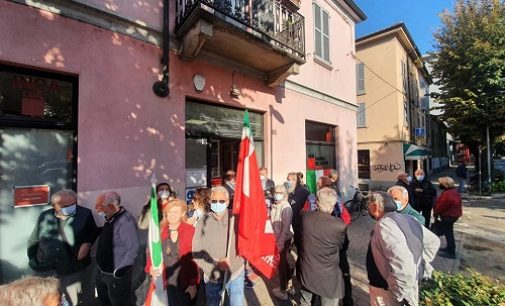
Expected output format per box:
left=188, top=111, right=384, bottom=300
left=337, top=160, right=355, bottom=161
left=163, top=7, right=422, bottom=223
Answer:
left=144, top=182, right=168, bottom=306
left=233, top=110, right=279, bottom=278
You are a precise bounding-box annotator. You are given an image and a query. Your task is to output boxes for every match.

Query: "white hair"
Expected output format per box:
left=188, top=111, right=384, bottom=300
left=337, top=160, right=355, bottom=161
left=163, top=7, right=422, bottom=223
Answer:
left=211, top=186, right=230, bottom=200
left=387, top=186, right=409, bottom=201
left=51, top=189, right=77, bottom=204
left=0, top=276, right=60, bottom=306
left=316, top=187, right=337, bottom=214
left=103, top=191, right=121, bottom=206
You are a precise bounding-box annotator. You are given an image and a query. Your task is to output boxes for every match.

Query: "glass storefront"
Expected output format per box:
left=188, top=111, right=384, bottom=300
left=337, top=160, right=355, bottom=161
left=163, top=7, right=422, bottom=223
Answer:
left=185, top=101, right=264, bottom=200
left=0, top=64, right=77, bottom=282
left=305, top=121, right=337, bottom=194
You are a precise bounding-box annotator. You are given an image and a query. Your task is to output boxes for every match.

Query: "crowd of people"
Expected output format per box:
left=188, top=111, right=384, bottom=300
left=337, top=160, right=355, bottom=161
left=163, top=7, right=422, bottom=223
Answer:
left=0, top=167, right=464, bottom=306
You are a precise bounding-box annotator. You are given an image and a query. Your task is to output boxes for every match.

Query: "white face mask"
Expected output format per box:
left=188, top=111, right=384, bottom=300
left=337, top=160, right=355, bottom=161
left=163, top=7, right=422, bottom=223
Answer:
left=407, top=176, right=413, bottom=183
left=260, top=175, right=266, bottom=181
left=60, top=204, right=76, bottom=216
left=98, top=211, right=107, bottom=218
left=193, top=208, right=203, bottom=219
left=274, top=194, right=284, bottom=201
left=158, top=191, right=171, bottom=200
left=416, top=175, right=424, bottom=181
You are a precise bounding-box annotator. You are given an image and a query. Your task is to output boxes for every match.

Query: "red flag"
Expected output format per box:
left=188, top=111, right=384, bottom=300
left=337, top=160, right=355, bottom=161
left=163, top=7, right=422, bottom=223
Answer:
left=233, top=110, right=279, bottom=278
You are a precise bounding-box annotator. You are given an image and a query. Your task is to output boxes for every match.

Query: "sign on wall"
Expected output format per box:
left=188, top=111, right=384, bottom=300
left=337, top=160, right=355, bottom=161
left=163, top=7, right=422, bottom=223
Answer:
left=12, top=185, right=51, bottom=207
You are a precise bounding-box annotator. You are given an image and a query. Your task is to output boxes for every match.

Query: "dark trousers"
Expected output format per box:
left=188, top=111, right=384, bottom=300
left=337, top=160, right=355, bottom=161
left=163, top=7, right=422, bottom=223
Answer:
left=278, top=240, right=293, bottom=291
left=439, top=216, right=458, bottom=254
left=339, top=238, right=353, bottom=306
left=415, top=204, right=433, bottom=228
left=299, top=287, right=339, bottom=306
left=96, top=270, right=133, bottom=306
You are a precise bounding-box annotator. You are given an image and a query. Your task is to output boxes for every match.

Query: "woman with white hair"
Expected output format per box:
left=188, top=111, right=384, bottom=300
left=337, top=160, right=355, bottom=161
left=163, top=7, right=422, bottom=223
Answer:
left=433, top=177, right=462, bottom=259
left=0, top=276, right=64, bottom=306
left=270, top=185, right=293, bottom=301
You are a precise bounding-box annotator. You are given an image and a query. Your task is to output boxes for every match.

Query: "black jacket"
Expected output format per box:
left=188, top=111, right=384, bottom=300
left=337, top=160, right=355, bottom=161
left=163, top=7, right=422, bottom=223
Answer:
left=411, top=178, right=437, bottom=209
left=297, top=210, right=346, bottom=299
left=288, top=185, right=310, bottom=231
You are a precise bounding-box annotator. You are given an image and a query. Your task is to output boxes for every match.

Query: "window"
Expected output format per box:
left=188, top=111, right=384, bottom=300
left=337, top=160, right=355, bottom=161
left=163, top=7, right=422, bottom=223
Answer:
left=356, top=63, right=365, bottom=95
left=358, top=150, right=371, bottom=179
left=305, top=121, right=336, bottom=170
left=357, top=103, right=366, bottom=127
left=0, top=64, right=78, bottom=193
left=313, top=3, right=330, bottom=63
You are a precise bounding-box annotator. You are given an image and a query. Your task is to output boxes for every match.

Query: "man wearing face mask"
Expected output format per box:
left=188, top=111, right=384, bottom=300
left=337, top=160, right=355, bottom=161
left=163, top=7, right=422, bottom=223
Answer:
left=411, top=169, right=437, bottom=228
left=388, top=186, right=425, bottom=225
left=27, top=189, right=99, bottom=306
left=395, top=172, right=416, bottom=209
left=223, top=170, right=237, bottom=209
left=95, top=191, right=139, bottom=306
left=192, top=186, right=245, bottom=306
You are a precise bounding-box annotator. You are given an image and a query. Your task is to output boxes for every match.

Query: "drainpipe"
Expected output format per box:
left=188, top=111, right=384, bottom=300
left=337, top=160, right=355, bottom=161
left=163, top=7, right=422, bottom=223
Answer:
left=153, top=0, right=170, bottom=97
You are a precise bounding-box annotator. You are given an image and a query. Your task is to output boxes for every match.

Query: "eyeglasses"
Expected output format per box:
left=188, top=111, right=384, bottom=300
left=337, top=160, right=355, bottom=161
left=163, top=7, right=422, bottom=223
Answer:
left=210, top=200, right=227, bottom=204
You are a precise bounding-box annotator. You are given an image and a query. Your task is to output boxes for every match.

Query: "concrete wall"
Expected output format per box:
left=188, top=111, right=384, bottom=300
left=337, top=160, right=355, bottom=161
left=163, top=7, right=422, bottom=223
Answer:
left=358, top=142, right=405, bottom=189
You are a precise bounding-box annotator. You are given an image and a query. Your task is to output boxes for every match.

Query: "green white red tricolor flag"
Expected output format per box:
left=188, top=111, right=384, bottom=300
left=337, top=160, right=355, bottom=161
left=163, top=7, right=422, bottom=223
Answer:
left=144, top=181, right=168, bottom=306
left=233, top=110, right=279, bottom=278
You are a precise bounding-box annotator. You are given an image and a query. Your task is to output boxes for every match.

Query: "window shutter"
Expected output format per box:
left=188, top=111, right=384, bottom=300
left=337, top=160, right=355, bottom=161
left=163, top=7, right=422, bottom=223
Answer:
left=356, top=63, right=365, bottom=94
left=313, top=4, right=330, bottom=62
left=357, top=103, right=366, bottom=127
left=322, top=10, right=329, bottom=62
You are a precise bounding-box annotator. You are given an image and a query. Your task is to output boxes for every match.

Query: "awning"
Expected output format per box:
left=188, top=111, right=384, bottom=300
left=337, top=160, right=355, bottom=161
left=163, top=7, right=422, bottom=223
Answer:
left=403, top=143, right=430, bottom=160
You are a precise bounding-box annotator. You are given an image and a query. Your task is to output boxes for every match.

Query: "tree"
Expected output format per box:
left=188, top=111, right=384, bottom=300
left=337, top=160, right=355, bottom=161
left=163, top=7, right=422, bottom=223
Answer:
left=430, top=0, right=505, bottom=161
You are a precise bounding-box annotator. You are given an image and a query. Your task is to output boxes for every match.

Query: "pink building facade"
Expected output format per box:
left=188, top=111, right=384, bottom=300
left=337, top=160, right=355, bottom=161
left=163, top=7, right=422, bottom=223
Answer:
left=0, top=0, right=365, bottom=281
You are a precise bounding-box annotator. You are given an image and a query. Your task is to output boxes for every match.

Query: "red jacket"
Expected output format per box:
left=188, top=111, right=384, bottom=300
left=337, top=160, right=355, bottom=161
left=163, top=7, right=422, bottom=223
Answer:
left=434, top=188, right=462, bottom=218
left=145, top=222, right=199, bottom=289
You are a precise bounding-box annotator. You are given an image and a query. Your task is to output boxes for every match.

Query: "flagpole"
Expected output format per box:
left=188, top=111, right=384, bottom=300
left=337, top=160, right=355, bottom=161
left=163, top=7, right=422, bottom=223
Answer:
left=219, top=212, right=235, bottom=306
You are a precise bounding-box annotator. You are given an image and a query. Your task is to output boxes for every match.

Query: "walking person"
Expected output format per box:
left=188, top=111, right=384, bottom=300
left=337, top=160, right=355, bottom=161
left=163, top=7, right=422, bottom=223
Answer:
left=95, top=191, right=139, bottom=306
left=433, top=177, right=463, bottom=259
left=269, top=185, right=293, bottom=301
left=297, top=187, right=347, bottom=306
left=455, top=162, right=468, bottom=193
left=192, top=186, right=245, bottom=306
left=411, top=169, right=437, bottom=228
left=27, top=189, right=98, bottom=306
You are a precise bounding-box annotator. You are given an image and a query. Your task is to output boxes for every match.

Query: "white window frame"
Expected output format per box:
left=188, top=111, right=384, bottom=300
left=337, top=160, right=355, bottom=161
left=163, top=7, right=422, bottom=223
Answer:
left=313, top=2, right=330, bottom=64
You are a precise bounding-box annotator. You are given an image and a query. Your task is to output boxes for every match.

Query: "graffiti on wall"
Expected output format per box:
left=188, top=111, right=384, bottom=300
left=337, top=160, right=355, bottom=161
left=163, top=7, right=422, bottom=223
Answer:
left=372, top=162, right=402, bottom=173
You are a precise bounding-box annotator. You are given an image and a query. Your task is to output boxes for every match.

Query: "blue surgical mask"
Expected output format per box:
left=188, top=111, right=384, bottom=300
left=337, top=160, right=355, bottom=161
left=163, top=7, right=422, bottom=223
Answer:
left=193, top=208, right=203, bottom=219
left=394, top=200, right=403, bottom=211
left=210, top=202, right=227, bottom=214
left=416, top=175, right=424, bottom=181
left=285, top=181, right=292, bottom=189
left=274, top=194, right=284, bottom=201
left=60, top=204, right=76, bottom=216
left=407, top=176, right=413, bottom=183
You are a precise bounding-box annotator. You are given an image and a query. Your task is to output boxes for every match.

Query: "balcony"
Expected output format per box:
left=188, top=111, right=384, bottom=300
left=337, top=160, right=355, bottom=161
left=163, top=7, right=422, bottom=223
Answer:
left=175, top=0, right=306, bottom=86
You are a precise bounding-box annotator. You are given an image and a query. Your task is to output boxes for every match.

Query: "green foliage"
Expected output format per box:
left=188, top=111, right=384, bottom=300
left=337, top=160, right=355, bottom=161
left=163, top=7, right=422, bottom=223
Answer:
left=420, top=270, right=505, bottom=306
left=492, top=180, right=505, bottom=192
left=429, top=0, right=505, bottom=151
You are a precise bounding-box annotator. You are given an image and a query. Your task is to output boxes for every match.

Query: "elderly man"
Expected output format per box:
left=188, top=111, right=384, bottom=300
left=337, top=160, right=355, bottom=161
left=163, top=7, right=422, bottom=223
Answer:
left=411, top=169, right=437, bottom=228
left=27, top=189, right=98, bottom=306
left=259, top=167, right=275, bottom=211
left=388, top=185, right=425, bottom=225
left=192, top=186, right=245, bottom=306
left=367, top=191, right=439, bottom=306
left=95, top=191, right=139, bottom=306
left=297, top=187, right=346, bottom=306
left=395, top=172, right=416, bottom=208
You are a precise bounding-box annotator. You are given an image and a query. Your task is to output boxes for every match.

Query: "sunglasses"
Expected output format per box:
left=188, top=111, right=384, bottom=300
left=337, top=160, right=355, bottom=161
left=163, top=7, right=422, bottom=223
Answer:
left=210, top=200, right=227, bottom=204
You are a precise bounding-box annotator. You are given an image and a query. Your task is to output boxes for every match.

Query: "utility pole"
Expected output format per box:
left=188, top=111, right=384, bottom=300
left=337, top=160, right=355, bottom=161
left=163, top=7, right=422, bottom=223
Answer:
left=486, top=125, right=491, bottom=184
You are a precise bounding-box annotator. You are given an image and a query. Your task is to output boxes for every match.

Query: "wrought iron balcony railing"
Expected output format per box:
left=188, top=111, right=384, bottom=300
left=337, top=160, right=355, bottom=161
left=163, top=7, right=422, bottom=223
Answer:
left=175, top=0, right=305, bottom=61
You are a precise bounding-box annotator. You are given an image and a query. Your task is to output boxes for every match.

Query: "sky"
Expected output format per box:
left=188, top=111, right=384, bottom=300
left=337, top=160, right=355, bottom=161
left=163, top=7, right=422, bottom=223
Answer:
left=354, top=0, right=457, bottom=55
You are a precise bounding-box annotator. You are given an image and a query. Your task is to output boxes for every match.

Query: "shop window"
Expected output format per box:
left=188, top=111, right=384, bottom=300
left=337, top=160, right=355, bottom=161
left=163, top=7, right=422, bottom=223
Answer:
left=0, top=64, right=77, bottom=194
left=305, top=121, right=336, bottom=170
left=358, top=150, right=371, bottom=179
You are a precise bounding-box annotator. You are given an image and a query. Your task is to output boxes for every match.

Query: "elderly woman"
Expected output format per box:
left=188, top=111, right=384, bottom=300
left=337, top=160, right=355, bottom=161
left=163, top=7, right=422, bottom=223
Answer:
left=146, top=199, right=199, bottom=305
left=270, top=185, right=293, bottom=301
left=0, top=276, right=63, bottom=306
left=433, top=177, right=462, bottom=259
